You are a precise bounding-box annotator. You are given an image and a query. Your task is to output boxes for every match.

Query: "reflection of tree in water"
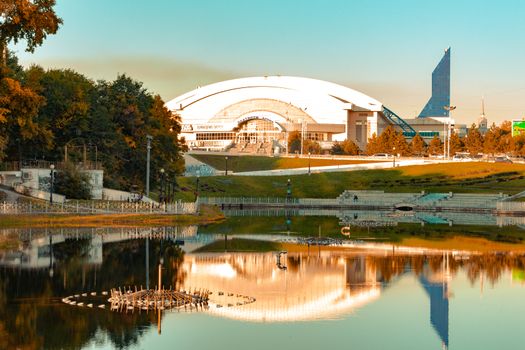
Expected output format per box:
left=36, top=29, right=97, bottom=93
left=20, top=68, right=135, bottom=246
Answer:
left=366, top=253, right=525, bottom=285
left=0, top=238, right=185, bottom=350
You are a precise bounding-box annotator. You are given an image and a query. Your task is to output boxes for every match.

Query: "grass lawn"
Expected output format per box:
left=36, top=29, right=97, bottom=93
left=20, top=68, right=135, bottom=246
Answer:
left=0, top=205, right=224, bottom=228
left=174, top=162, right=525, bottom=200
left=190, top=154, right=381, bottom=172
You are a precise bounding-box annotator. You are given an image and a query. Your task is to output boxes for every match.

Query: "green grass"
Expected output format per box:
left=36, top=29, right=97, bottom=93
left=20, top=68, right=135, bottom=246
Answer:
left=174, top=163, right=525, bottom=200
left=190, top=154, right=380, bottom=172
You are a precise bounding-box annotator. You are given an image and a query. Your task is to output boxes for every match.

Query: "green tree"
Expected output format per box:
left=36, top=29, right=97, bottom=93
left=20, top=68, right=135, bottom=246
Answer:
left=54, top=163, right=92, bottom=199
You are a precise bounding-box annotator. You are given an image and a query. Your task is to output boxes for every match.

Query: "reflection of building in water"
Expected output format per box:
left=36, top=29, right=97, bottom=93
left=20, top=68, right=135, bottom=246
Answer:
left=419, top=276, right=449, bottom=349
left=0, top=226, right=199, bottom=269
left=418, top=254, right=451, bottom=349
left=182, top=253, right=381, bottom=322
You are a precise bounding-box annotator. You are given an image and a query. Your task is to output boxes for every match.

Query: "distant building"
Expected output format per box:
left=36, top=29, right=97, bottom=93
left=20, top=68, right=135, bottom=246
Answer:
left=166, top=76, right=407, bottom=152
left=477, top=98, right=488, bottom=134
left=419, top=48, right=451, bottom=118
left=166, top=49, right=461, bottom=153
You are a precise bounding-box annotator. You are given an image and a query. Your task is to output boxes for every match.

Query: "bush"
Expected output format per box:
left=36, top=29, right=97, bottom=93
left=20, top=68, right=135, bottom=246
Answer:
left=54, top=163, right=92, bottom=199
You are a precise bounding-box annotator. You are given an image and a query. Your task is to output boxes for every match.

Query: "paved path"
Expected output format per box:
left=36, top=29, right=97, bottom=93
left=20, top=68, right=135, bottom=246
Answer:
left=0, top=185, right=24, bottom=202
left=233, top=159, right=431, bottom=176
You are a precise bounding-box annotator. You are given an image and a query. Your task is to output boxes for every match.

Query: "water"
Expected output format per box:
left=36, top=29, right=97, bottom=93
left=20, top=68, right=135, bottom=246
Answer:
left=1, top=225, right=525, bottom=350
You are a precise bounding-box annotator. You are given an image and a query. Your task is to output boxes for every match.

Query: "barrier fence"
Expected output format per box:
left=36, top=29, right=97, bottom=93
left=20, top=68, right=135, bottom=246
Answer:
left=199, top=195, right=525, bottom=213
left=0, top=200, right=197, bottom=215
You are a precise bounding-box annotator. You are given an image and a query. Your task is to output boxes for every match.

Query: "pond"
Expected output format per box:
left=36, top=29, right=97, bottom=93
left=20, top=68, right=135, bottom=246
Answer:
left=1, top=224, right=525, bottom=350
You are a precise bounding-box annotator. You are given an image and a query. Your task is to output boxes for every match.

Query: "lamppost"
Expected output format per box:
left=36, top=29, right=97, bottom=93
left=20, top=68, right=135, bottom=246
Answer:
left=308, top=152, right=311, bottom=175
left=286, top=178, right=291, bottom=202
left=195, top=169, right=201, bottom=201
left=299, top=118, right=304, bottom=156
left=392, top=147, right=396, bottom=167
left=225, top=156, right=229, bottom=176
left=146, top=135, right=153, bottom=197
left=49, top=164, right=55, bottom=203
left=443, top=106, right=456, bottom=160
left=48, top=232, right=54, bottom=278
left=159, top=168, right=165, bottom=203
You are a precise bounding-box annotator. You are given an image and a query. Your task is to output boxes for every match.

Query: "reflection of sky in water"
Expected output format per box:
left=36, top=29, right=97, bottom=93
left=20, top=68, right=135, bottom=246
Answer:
left=88, top=270, right=525, bottom=350
left=3, top=228, right=525, bottom=350
left=87, top=251, right=525, bottom=350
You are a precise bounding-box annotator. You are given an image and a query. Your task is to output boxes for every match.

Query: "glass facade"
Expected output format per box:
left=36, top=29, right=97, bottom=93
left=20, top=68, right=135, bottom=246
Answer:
left=419, top=48, right=451, bottom=118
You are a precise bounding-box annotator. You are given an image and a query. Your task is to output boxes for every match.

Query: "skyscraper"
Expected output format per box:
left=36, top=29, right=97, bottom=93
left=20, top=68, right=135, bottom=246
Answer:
left=419, top=48, right=451, bottom=118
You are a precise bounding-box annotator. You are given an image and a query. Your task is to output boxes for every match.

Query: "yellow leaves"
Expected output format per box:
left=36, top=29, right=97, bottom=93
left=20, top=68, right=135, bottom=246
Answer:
left=0, top=76, right=46, bottom=140
left=0, top=107, right=7, bottom=123
left=124, top=135, right=137, bottom=148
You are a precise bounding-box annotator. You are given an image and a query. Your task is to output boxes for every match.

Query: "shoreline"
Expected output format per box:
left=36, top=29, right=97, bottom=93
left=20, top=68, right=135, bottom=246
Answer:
left=0, top=205, right=225, bottom=228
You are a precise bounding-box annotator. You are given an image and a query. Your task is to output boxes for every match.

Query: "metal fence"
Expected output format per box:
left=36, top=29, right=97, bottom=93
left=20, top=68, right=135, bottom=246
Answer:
left=0, top=200, right=197, bottom=215
left=497, top=201, right=525, bottom=212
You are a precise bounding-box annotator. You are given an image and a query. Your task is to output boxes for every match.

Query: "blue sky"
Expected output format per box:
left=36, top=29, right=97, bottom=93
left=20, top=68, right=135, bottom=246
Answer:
left=12, top=0, right=525, bottom=124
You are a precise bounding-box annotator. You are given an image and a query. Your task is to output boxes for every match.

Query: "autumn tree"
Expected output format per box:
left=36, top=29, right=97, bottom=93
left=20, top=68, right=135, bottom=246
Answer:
left=513, top=134, right=525, bottom=157
left=331, top=139, right=360, bottom=155
left=496, top=121, right=513, bottom=154
left=483, top=123, right=499, bottom=156
left=303, top=139, right=322, bottom=154
left=427, top=135, right=443, bottom=155
left=409, top=134, right=426, bottom=156
left=0, top=76, right=47, bottom=154
left=0, top=0, right=62, bottom=67
left=463, top=123, right=484, bottom=156
left=449, top=132, right=463, bottom=155
left=366, top=133, right=381, bottom=155
left=286, top=130, right=299, bottom=154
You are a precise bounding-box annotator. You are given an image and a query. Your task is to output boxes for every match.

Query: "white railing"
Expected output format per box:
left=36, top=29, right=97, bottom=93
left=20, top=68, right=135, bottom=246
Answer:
left=0, top=200, right=197, bottom=215
left=497, top=201, right=525, bottom=212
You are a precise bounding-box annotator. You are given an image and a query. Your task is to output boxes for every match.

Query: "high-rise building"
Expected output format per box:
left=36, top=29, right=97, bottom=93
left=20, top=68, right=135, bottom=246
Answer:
left=419, top=48, right=451, bottom=118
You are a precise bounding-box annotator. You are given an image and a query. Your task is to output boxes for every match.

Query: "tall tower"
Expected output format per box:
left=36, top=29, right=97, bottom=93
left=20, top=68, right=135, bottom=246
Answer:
left=477, top=97, right=488, bottom=134
left=419, top=48, right=451, bottom=118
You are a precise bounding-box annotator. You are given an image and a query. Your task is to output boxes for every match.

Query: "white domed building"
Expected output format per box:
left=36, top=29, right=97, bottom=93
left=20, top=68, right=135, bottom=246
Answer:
left=166, top=76, right=414, bottom=153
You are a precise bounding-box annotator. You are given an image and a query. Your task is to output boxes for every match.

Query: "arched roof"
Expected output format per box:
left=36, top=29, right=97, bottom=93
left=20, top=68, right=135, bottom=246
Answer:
left=165, top=76, right=383, bottom=126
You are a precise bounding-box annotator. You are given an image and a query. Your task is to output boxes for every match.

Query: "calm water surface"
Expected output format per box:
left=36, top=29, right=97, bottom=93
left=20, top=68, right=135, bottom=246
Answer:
left=1, top=226, right=525, bottom=350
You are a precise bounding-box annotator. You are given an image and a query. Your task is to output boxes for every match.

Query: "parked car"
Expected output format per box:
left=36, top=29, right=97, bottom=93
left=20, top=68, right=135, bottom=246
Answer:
left=494, top=156, right=513, bottom=164
left=371, top=153, right=393, bottom=158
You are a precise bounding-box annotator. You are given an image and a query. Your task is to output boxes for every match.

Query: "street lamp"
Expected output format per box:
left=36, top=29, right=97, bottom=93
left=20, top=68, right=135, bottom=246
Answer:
left=299, top=118, right=304, bottom=156
left=392, top=147, right=396, bottom=167
left=159, top=168, right=165, bottom=203
left=49, top=164, right=55, bottom=203
left=225, top=156, right=229, bottom=176
left=286, top=178, right=291, bottom=202
left=308, top=152, right=311, bottom=175
left=195, top=169, right=201, bottom=201
left=444, top=106, right=456, bottom=160
left=146, top=135, right=153, bottom=197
